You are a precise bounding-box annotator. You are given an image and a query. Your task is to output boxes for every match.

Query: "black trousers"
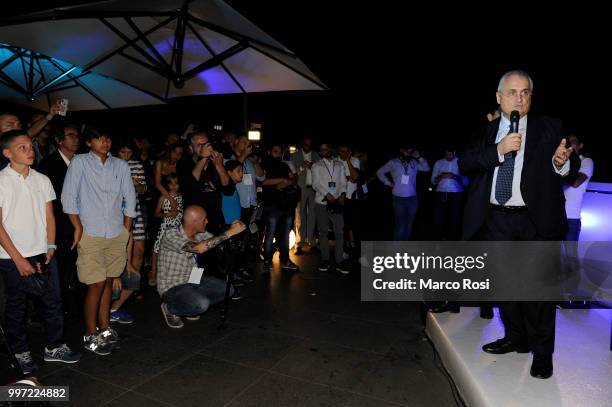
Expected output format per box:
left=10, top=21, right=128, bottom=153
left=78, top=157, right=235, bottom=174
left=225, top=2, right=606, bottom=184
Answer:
left=480, top=208, right=556, bottom=355
left=433, top=192, right=463, bottom=240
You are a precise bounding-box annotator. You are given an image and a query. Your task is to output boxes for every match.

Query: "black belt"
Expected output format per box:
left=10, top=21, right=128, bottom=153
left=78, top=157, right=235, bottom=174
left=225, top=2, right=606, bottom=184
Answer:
left=305, top=185, right=313, bottom=189
left=490, top=204, right=528, bottom=213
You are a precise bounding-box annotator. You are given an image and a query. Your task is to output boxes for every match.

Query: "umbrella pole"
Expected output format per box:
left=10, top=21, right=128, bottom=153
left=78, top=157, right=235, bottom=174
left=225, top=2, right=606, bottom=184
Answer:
left=242, top=94, right=248, bottom=133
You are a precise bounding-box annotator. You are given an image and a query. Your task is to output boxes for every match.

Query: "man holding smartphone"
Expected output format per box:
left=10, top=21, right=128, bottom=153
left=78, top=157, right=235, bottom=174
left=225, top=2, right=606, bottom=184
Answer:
left=0, top=130, right=81, bottom=375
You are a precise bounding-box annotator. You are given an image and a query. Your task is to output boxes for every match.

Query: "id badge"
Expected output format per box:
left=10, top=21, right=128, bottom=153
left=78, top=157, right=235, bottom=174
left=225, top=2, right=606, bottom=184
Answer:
left=189, top=266, right=204, bottom=284
left=242, top=173, right=253, bottom=186
left=328, top=181, right=336, bottom=189
left=401, top=174, right=410, bottom=185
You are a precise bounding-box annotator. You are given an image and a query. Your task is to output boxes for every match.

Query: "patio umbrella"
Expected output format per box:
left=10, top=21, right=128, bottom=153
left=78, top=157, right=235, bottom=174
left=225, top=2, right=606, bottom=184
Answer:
left=0, top=0, right=327, bottom=111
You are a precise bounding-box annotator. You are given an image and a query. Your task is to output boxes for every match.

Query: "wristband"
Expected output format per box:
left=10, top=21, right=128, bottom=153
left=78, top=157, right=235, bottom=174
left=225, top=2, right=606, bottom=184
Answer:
left=47, top=244, right=57, bottom=250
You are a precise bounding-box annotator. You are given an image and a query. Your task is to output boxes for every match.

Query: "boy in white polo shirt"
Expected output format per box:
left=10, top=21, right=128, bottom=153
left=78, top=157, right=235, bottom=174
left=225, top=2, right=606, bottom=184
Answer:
left=0, top=130, right=81, bottom=375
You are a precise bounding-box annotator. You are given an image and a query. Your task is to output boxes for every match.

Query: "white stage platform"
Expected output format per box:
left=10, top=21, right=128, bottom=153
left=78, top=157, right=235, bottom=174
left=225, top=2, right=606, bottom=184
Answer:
left=425, top=307, right=612, bottom=407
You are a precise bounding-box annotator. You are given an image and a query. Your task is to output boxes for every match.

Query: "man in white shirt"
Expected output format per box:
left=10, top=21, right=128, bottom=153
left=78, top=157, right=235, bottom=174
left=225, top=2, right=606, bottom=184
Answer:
left=563, top=135, right=593, bottom=241
left=290, top=137, right=320, bottom=254
left=376, top=145, right=430, bottom=240
left=312, top=142, right=349, bottom=273
left=562, top=136, right=594, bottom=291
left=431, top=149, right=464, bottom=240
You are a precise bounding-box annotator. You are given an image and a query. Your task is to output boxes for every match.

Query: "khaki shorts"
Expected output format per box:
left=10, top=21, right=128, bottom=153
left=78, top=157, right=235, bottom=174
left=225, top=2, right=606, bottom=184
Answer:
left=77, top=227, right=130, bottom=285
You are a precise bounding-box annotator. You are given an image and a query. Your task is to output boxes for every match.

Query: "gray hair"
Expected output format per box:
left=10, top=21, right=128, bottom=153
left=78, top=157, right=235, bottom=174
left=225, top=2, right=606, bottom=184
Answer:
left=497, top=70, right=534, bottom=92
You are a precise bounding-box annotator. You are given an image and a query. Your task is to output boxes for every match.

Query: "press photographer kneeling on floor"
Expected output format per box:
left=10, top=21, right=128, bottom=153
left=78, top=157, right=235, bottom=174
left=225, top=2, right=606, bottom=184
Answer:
left=156, top=204, right=246, bottom=329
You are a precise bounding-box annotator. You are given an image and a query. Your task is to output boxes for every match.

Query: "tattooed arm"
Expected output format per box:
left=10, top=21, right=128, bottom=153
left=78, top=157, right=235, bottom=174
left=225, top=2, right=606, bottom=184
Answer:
left=180, top=220, right=246, bottom=254
left=181, top=232, right=230, bottom=254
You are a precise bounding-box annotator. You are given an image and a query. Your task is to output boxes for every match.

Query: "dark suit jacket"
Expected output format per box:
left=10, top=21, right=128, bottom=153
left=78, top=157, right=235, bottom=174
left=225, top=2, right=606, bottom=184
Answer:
left=38, top=151, right=74, bottom=244
left=459, top=115, right=580, bottom=240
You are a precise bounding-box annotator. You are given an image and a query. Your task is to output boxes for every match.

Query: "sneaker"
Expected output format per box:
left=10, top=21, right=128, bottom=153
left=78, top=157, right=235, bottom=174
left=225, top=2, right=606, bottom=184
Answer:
left=98, top=327, right=120, bottom=345
left=13, top=351, right=39, bottom=374
left=185, top=315, right=200, bottom=321
left=161, top=303, right=184, bottom=329
left=262, top=261, right=271, bottom=273
left=236, top=269, right=254, bottom=282
left=281, top=260, right=299, bottom=271
left=110, top=309, right=134, bottom=324
left=336, top=260, right=351, bottom=275
left=318, top=260, right=330, bottom=271
left=83, top=334, right=112, bottom=356
left=44, top=344, right=81, bottom=364
left=231, top=288, right=243, bottom=300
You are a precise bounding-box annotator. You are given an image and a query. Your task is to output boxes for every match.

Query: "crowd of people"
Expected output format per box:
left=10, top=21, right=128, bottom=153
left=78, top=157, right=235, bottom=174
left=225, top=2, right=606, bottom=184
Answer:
left=0, top=70, right=595, bottom=381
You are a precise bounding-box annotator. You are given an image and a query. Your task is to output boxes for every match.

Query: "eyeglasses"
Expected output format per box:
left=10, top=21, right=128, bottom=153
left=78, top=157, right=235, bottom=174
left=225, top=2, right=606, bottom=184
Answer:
left=499, top=89, right=533, bottom=99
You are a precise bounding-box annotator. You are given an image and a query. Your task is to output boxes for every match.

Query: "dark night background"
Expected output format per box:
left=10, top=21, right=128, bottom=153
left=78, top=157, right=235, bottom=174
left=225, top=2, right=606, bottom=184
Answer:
left=1, top=2, right=610, bottom=181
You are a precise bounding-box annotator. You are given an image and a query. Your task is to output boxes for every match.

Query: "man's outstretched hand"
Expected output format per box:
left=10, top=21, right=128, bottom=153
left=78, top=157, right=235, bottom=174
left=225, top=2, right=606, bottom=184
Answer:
left=553, top=138, right=573, bottom=168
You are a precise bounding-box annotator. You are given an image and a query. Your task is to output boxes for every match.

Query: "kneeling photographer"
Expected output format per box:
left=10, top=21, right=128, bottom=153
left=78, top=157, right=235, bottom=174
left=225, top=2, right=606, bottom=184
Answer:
left=312, top=142, right=350, bottom=274
left=261, top=143, right=300, bottom=273
left=157, top=205, right=245, bottom=329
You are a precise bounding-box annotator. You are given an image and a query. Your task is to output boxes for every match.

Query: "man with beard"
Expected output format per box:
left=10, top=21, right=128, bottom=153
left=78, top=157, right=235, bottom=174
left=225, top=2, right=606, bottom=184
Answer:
left=261, top=143, right=300, bottom=273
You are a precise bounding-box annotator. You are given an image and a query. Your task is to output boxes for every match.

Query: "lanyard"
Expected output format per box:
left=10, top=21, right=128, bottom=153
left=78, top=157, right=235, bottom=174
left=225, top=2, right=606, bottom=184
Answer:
left=401, top=161, right=410, bottom=175
left=323, top=159, right=335, bottom=180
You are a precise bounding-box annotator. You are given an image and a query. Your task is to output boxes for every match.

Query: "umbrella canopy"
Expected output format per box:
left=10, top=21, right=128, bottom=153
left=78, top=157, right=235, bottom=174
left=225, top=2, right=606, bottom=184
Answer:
left=0, top=0, right=326, bottom=111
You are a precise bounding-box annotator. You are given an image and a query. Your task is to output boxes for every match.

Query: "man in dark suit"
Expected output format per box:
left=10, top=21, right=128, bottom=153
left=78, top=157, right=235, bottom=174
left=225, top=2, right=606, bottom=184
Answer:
left=38, top=124, right=81, bottom=316
left=459, top=70, right=579, bottom=379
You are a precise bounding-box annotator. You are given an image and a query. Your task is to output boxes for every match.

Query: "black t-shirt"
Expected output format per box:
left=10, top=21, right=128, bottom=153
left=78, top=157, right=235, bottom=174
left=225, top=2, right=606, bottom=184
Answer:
left=263, top=159, right=298, bottom=209
left=177, top=156, right=224, bottom=232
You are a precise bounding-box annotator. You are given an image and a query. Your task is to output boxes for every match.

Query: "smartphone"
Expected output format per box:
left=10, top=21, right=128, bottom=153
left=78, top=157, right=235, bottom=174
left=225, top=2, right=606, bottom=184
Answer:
left=56, top=98, right=69, bottom=116
left=36, top=254, right=48, bottom=273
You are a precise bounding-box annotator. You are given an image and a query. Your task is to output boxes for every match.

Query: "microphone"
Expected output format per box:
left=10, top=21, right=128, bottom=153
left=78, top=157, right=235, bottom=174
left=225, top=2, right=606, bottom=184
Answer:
left=509, top=110, right=520, bottom=157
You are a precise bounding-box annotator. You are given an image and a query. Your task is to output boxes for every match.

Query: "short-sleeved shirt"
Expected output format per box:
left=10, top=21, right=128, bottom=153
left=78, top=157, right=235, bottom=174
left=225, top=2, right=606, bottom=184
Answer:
left=340, top=157, right=361, bottom=199
left=221, top=182, right=241, bottom=224
left=564, top=155, right=594, bottom=219
left=157, top=226, right=212, bottom=296
left=0, top=166, right=56, bottom=259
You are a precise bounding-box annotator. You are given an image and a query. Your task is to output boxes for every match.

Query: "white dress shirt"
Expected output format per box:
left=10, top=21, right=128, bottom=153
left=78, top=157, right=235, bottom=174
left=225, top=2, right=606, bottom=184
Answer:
left=303, top=150, right=313, bottom=186
left=431, top=157, right=463, bottom=193
left=312, top=158, right=347, bottom=205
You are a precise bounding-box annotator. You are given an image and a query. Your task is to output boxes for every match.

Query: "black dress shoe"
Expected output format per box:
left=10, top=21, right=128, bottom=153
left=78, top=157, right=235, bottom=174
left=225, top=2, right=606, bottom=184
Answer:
left=530, top=354, right=553, bottom=379
left=482, top=338, right=530, bottom=354
left=480, top=305, right=494, bottom=319
left=429, top=301, right=460, bottom=314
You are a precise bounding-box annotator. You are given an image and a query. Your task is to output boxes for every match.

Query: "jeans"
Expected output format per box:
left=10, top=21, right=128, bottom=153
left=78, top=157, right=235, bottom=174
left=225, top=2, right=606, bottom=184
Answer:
left=263, top=206, right=294, bottom=263
left=163, top=275, right=232, bottom=316
left=0, top=257, right=64, bottom=353
left=433, top=192, right=463, bottom=240
left=393, top=196, right=418, bottom=241
left=566, top=218, right=581, bottom=242
left=563, top=218, right=582, bottom=291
